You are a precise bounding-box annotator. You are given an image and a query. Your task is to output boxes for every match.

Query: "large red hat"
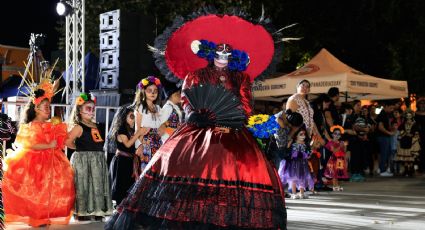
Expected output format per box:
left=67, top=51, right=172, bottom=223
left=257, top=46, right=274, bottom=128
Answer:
left=164, top=14, right=275, bottom=81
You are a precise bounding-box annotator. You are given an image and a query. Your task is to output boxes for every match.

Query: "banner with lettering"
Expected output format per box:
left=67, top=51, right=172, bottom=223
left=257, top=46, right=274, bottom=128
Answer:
left=252, top=49, right=408, bottom=101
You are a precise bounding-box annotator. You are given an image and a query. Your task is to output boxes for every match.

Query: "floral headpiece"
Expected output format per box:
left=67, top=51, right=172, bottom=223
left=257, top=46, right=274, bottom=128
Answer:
left=19, top=59, right=61, bottom=106
left=330, top=125, right=345, bottom=134
left=33, top=79, right=54, bottom=105
left=137, top=76, right=162, bottom=90
left=191, top=39, right=250, bottom=71
left=76, top=93, right=96, bottom=106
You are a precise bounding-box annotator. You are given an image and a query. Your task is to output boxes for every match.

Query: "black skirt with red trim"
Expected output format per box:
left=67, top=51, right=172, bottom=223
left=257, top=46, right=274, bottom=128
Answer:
left=105, top=124, right=287, bottom=230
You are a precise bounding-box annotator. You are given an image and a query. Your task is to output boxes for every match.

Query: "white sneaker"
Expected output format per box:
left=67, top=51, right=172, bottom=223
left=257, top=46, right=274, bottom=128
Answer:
left=299, top=193, right=309, bottom=199
left=290, top=193, right=301, bottom=199
left=333, top=186, right=340, bottom=191
left=380, top=172, right=394, bottom=177
left=364, top=169, right=370, bottom=175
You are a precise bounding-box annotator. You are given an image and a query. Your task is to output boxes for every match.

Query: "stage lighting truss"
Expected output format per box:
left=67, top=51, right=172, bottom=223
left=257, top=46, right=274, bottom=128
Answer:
left=56, top=0, right=75, bottom=16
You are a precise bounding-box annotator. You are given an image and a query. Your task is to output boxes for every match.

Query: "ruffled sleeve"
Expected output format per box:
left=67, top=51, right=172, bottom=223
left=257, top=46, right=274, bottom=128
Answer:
left=53, top=123, right=68, bottom=150
left=13, top=123, right=34, bottom=149
left=158, top=103, right=172, bottom=124
left=14, top=122, right=67, bottom=150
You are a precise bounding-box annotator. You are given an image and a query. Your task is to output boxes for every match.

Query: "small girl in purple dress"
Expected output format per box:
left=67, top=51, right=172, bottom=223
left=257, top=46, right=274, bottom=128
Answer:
left=279, top=126, right=314, bottom=199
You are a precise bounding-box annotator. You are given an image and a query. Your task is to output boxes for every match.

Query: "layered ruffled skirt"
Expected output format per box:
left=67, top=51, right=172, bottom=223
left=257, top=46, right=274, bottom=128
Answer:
left=3, top=122, right=75, bottom=227
left=106, top=124, right=287, bottom=229
left=324, top=153, right=349, bottom=179
left=278, top=158, right=314, bottom=190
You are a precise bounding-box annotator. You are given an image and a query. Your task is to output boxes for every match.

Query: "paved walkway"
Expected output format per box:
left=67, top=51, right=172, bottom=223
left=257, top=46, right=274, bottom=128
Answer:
left=5, top=176, right=425, bottom=229
left=287, top=176, right=425, bottom=229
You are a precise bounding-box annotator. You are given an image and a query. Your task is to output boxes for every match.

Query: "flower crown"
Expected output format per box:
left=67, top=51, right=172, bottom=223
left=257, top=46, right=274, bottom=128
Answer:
left=137, top=76, right=162, bottom=90
left=330, top=125, right=345, bottom=134
left=76, top=93, right=96, bottom=106
left=191, top=39, right=250, bottom=71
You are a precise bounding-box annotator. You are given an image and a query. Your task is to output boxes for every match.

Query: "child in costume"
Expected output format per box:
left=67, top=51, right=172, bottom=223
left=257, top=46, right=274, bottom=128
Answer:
left=324, top=125, right=349, bottom=191
left=133, top=76, right=167, bottom=174
left=107, top=105, right=145, bottom=205
left=65, top=93, right=113, bottom=220
left=160, top=82, right=183, bottom=142
left=279, top=126, right=315, bottom=199
left=395, top=111, right=421, bottom=177
left=3, top=78, right=75, bottom=227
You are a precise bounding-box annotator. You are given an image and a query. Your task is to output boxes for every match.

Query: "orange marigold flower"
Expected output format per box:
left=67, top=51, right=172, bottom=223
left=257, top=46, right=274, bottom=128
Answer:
left=37, top=81, right=54, bottom=101
left=330, top=125, right=345, bottom=134
left=76, top=96, right=85, bottom=105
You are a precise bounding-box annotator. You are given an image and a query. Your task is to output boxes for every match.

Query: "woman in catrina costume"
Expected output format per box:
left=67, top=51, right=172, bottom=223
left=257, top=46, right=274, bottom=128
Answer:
left=106, top=7, right=297, bottom=230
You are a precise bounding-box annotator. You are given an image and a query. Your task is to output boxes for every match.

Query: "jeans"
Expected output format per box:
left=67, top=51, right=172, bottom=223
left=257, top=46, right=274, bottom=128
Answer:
left=377, top=136, right=392, bottom=173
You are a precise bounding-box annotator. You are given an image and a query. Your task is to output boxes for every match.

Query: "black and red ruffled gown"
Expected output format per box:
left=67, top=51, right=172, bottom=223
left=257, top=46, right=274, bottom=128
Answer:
left=106, top=67, right=287, bottom=229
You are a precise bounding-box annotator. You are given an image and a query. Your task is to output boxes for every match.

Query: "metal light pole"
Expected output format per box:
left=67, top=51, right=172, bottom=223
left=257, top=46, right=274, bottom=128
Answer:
left=63, top=0, right=85, bottom=105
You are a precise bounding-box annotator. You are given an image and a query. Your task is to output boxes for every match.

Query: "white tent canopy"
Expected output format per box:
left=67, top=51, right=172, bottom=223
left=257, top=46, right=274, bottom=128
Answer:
left=253, top=48, right=408, bottom=101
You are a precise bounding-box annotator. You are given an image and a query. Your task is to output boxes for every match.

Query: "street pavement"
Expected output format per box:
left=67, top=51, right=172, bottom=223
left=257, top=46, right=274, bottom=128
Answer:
left=5, top=175, right=425, bottom=229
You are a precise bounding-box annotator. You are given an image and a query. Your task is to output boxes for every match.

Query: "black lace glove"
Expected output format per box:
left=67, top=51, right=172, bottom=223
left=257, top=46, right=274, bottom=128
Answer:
left=187, top=109, right=216, bottom=128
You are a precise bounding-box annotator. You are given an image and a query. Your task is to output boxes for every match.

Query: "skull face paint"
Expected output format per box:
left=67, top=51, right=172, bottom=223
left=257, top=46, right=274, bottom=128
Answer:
left=332, top=130, right=342, bottom=140
left=80, top=102, right=95, bottom=120
left=215, top=43, right=232, bottom=64
left=296, top=130, right=306, bottom=143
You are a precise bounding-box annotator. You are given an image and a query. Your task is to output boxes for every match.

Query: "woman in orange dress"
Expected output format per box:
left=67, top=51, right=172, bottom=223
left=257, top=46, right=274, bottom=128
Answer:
left=2, top=82, right=75, bottom=227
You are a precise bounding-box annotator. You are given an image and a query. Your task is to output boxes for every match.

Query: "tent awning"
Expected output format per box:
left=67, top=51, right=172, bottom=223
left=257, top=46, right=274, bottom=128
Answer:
left=252, top=48, right=408, bottom=101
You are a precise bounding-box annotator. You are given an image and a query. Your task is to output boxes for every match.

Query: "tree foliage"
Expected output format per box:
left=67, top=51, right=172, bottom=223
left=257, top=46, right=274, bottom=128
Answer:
left=58, top=0, right=425, bottom=94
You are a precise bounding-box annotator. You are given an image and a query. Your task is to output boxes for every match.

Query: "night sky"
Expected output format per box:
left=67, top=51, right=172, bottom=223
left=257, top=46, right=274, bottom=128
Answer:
left=1, top=0, right=424, bottom=94
left=0, top=0, right=61, bottom=60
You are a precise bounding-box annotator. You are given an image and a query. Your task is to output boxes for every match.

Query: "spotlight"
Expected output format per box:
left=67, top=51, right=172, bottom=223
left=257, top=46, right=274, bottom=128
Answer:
left=56, top=0, right=73, bottom=16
